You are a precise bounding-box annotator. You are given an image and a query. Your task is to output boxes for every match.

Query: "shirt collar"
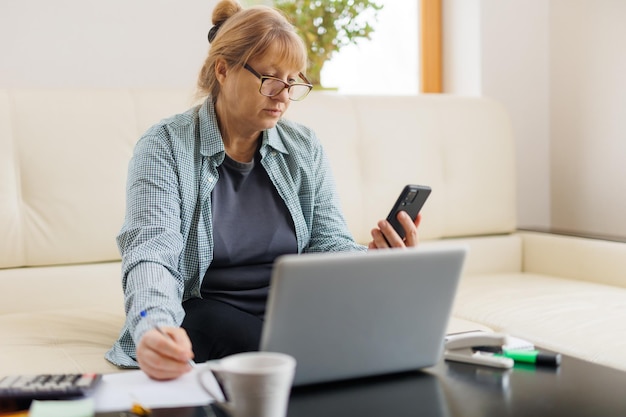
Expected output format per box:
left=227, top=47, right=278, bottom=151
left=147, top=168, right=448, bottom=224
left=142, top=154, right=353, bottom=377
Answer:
left=199, top=98, right=226, bottom=161
left=263, top=125, right=289, bottom=154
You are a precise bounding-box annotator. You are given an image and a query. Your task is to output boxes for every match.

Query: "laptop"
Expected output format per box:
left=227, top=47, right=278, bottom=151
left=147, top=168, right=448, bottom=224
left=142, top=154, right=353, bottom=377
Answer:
left=260, top=245, right=467, bottom=386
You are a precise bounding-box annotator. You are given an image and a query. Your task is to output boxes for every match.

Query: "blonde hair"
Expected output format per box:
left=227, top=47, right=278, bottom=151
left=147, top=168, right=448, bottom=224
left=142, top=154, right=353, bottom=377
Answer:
left=197, top=0, right=307, bottom=101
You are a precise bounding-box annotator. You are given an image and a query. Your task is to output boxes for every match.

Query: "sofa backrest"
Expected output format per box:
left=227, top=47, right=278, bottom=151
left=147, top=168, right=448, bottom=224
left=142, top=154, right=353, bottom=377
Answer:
left=0, top=89, right=516, bottom=268
left=288, top=93, right=517, bottom=243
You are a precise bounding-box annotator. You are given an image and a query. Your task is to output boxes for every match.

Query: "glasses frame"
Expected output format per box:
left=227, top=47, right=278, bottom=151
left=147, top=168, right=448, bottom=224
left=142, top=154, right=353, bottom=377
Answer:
left=243, top=64, right=313, bottom=101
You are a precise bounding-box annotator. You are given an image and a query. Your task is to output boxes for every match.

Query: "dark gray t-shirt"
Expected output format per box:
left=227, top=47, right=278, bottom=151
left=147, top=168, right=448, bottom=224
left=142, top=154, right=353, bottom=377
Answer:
left=201, top=150, right=297, bottom=318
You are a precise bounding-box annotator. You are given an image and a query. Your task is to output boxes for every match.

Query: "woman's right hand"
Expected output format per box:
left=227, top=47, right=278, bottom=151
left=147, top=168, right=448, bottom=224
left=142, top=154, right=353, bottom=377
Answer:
left=136, top=327, right=195, bottom=380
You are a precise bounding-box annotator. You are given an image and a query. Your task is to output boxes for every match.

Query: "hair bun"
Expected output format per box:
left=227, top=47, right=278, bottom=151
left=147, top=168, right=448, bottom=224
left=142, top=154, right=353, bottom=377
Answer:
left=208, top=0, right=242, bottom=43
left=212, top=0, right=242, bottom=27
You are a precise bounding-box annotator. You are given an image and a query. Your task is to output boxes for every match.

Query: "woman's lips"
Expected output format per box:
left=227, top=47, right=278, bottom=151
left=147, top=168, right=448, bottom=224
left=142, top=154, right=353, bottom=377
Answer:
left=265, top=108, right=282, bottom=117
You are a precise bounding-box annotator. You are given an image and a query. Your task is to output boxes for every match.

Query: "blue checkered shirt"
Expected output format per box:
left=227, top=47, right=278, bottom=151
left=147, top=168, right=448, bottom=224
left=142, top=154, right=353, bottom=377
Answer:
left=106, top=98, right=365, bottom=367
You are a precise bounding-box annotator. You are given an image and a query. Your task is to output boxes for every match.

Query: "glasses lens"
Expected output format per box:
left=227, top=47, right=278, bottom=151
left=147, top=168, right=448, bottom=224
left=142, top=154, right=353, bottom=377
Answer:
left=259, top=77, right=311, bottom=101
left=288, top=84, right=312, bottom=101
left=260, top=78, right=287, bottom=97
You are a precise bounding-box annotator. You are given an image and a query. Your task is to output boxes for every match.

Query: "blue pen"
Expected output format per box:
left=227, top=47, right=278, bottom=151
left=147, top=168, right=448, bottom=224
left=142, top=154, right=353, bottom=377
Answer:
left=140, top=310, right=196, bottom=368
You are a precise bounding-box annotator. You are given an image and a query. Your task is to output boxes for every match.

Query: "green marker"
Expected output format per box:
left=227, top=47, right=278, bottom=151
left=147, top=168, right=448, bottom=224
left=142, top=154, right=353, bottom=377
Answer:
left=496, top=350, right=561, bottom=367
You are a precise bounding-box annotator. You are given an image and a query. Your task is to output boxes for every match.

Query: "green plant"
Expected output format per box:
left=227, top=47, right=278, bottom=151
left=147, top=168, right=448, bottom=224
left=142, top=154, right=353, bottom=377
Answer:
left=274, top=0, right=383, bottom=87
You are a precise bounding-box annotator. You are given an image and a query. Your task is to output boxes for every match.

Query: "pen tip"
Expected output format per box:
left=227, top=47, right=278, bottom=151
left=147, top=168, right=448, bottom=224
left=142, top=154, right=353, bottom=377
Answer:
left=140, top=310, right=147, bottom=317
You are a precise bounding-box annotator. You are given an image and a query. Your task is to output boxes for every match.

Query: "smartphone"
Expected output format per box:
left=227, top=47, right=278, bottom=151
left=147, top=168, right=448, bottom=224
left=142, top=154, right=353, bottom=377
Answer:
left=385, top=184, right=431, bottom=239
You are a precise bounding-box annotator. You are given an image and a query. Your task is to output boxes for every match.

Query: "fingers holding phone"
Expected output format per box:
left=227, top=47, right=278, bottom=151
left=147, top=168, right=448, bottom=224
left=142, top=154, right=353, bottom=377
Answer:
left=370, top=212, right=422, bottom=248
left=368, top=185, right=430, bottom=249
left=395, top=211, right=422, bottom=246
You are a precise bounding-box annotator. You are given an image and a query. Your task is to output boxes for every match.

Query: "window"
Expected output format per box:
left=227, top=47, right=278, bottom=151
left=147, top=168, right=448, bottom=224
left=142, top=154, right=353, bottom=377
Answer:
left=321, top=1, right=419, bottom=95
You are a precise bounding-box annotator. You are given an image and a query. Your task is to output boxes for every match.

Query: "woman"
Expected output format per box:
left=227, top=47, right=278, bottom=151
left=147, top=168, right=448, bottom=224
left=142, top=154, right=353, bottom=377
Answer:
left=106, top=0, right=422, bottom=380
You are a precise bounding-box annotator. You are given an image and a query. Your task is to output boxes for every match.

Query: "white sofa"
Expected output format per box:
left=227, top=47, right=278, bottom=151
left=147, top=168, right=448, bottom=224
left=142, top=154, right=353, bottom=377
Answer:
left=2, top=89, right=626, bottom=377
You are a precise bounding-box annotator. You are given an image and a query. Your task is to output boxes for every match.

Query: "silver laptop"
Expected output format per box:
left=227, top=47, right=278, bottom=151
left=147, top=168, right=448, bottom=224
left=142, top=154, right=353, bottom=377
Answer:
left=260, top=245, right=467, bottom=386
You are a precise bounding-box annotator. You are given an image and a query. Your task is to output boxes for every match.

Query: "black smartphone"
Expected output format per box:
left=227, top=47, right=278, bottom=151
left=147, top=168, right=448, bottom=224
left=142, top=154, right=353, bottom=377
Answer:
left=385, top=184, right=431, bottom=239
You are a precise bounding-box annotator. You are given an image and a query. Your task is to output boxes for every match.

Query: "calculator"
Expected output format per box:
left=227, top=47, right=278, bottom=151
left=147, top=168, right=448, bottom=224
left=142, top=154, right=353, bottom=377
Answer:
left=0, top=373, right=102, bottom=400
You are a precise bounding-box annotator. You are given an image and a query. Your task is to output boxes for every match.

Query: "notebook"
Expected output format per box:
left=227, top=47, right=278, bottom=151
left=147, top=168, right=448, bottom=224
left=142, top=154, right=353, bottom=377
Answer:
left=260, top=245, right=467, bottom=386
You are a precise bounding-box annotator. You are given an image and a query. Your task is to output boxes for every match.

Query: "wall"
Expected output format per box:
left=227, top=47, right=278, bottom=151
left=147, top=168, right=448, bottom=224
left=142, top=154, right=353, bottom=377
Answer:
left=445, top=0, right=626, bottom=237
left=0, top=0, right=215, bottom=89
left=443, top=0, right=551, bottom=230
left=550, top=0, right=626, bottom=237
left=442, top=0, right=481, bottom=96
left=481, top=0, right=551, bottom=230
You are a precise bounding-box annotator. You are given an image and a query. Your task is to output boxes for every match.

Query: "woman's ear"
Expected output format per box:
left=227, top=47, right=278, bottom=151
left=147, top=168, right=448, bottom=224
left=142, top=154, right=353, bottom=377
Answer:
left=215, top=59, right=229, bottom=85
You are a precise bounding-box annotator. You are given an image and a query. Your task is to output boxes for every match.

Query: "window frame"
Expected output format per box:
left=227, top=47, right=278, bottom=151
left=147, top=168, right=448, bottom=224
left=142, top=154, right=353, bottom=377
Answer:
left=420, top=0, right=442, bottom=93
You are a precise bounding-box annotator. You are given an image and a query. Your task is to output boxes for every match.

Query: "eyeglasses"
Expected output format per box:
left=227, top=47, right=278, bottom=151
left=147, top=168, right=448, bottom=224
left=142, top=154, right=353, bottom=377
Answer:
left=243, top=64, right=313, bottom=101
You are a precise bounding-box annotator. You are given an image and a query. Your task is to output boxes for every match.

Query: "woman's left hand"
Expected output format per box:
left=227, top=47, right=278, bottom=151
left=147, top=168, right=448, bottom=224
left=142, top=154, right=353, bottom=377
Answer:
left=368, top=212, right=422, bottom=249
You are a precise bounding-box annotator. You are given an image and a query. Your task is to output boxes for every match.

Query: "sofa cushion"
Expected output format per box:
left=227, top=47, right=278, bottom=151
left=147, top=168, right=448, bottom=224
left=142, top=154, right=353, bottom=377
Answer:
left=0, top=262, right=123, bottom=315
left=287, top=94, right=517, bottom=243
left=0, top=89, right=197, bottom=269
left=0, top=262, right=125, bottom=375
left=0, top=91, right=23, bottom=269
left=0, top=309, right=125, bottom=375
left=3, top=91, right=134, bottom=267
left=453, top=272, right=626, bottom=371
left=351, top=95, right=517, bottom=241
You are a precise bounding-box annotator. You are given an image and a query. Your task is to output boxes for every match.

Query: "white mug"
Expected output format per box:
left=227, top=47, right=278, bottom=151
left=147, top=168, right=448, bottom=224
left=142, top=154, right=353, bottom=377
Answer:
left=200, top=352, right=296, bottom=417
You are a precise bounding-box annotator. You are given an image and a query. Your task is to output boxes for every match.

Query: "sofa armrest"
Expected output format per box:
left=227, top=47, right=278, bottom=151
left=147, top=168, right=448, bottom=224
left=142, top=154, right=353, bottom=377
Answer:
left=520, top=230, right=626, bottom=288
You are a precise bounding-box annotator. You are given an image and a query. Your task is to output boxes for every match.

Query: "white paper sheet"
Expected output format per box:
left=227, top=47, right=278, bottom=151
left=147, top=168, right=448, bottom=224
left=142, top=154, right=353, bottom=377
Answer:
left=92, top=363, right=221, bottom=412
